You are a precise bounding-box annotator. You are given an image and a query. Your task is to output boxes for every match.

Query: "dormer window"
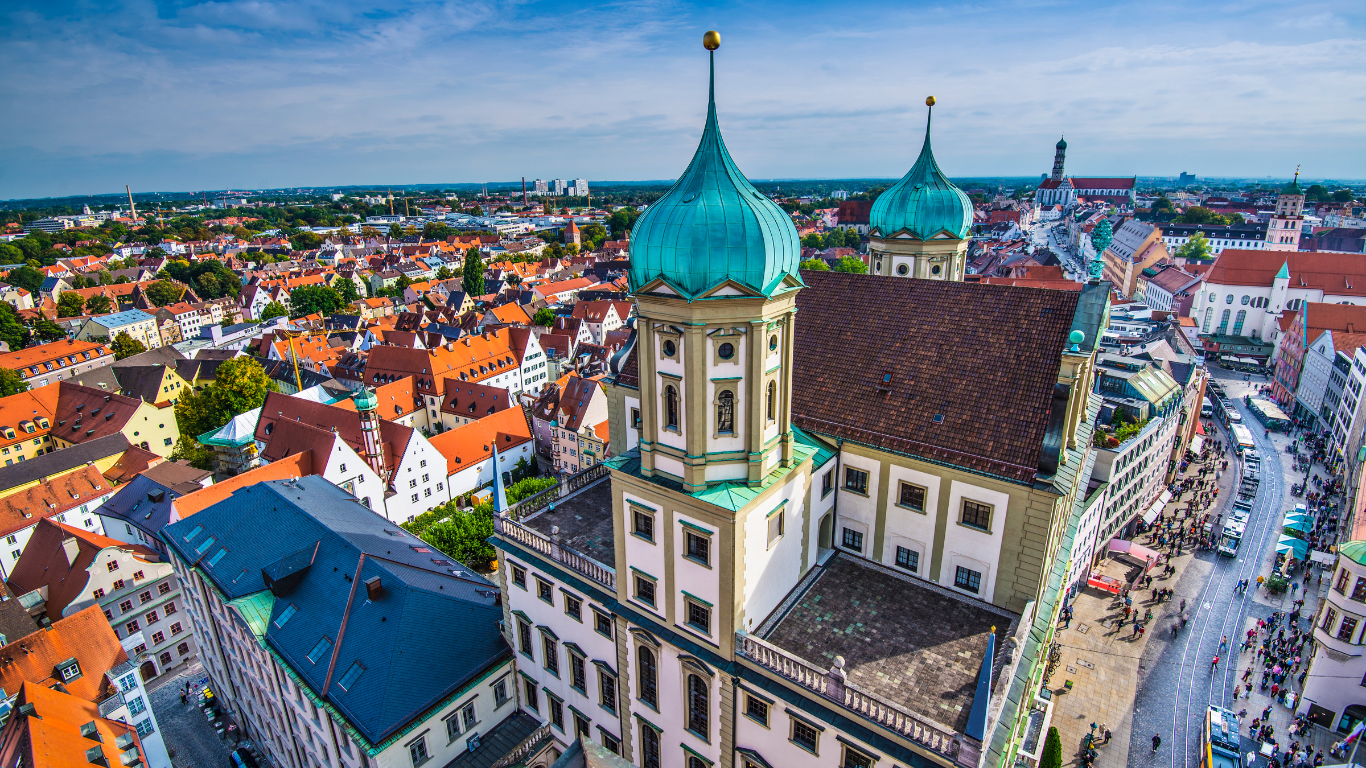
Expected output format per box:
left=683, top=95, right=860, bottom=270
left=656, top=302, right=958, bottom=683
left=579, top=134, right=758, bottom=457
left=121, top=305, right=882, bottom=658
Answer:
left=57, top=657, right=82, bottom=682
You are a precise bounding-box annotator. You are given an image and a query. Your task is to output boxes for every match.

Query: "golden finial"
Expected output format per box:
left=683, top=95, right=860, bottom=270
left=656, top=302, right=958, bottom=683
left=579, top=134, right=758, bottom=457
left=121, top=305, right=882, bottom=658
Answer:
left=703, top=30, right=720, bottom=50
left=925, top=96, right=936, bottom=107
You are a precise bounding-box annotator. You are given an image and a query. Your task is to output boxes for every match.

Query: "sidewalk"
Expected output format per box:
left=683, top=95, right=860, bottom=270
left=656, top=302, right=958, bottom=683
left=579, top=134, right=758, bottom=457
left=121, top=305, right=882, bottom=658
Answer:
left=1048, top=441, right=1234, bottom=767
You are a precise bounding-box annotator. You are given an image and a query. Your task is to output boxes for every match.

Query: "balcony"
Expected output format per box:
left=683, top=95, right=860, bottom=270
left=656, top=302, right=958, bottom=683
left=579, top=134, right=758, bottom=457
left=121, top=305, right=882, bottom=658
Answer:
left=493, top=463, right=615, bottom=590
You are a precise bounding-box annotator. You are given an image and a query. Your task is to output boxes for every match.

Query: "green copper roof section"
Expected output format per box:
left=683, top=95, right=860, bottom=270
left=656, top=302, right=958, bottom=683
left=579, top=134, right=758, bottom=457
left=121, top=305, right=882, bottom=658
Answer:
left=1276, top=261, right=1290, bottom=280
left=226, top=590, right=275, bottom=642
left=627, top=51, right=801, bottom=300
left=1056, top=136, right=1067, bottom=150
left=1340, top=540, right=1366, bottom=567
left=352, top=388, right=378, bottom=411
left=1281, top=178, right=1304, bottom=196
left=869, top=106, right=973, bottom=240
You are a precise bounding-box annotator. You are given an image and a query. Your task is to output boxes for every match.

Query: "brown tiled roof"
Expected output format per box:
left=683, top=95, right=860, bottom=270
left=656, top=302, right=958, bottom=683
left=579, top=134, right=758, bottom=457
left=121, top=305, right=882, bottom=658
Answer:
left=7, top=520, right=157, bottom=617
left=4, top=682, right=145, bottom=768
left=0, top=465, right=110, bottom=538
left=53, top=382, right=143, bottom=445
left=256, top=392, right=412, bottom=483
left=1303, top=302, right=1366, bottom=335
left=0, top=605, right=126, bottom=704
left=837, top=200, right=873, bottom=225
left=1205, top=249, right=1366, bottom=296
left=791, top=271, right=1079, bottom=483
left=440, top=380, right=511, bottom=419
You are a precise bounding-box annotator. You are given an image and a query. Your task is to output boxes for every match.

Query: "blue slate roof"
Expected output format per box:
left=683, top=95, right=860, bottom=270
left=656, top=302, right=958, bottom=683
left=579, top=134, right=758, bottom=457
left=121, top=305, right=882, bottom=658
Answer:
left=97, top=309, right=154, bottom=327
left=92, top=474, right=183, bottom=541
left=160, top=476, right=510, bottom=745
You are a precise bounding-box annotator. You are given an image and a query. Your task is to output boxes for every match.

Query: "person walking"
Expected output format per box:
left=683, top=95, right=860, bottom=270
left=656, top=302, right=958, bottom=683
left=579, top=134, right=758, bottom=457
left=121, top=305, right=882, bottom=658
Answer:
left=1153, top=734, right=1162, bottom=751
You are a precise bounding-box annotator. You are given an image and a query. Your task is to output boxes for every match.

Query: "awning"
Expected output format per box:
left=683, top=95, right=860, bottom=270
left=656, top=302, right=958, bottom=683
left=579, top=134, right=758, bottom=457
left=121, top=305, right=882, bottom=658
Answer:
left=1140, top=489, right=1173, bottom=524
left=1189, top=435, right=1205, bottom=454
left=1283, top=519, right=1312, bottom=533
left=1311, top=551, right=1336, bottom=565
left=1277, top=536, right=1309, bottom=560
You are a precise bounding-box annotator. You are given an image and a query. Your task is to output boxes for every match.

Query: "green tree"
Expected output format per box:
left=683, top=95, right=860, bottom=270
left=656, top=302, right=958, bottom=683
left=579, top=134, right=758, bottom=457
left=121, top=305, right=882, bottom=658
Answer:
left=144, top=280, right=183, bottom=307
left=607, top=206, right=640, bottom=239
left=799, top=258, right=830, bottom=271
left=579, top=223, right=608, bottom=250
left=1150, top=196, right=1174, bottom=215
left=111, top=331, right=147, bottom=360
left=56, top=292, right=86, bottom=318
left=30, top=318, right=65, bottom=343
left=801, top=233, right=823, bottom=249
left=0, top=243, right=23, bottom=263
left=333, top=277, right=360, bottom=304
left=462, top=247, right=485, bottom=297
left=388, top=223, right=405, bottom=239
left=0, top=368, right=29, bottom=398
left=1172, top=206, right=1228, bottom=225
left=169, top=437, right=215, bottom=471
left=3, top=265, right=44, bottom=295
left=85, top=294, right=113, bottom=315
left=174, top=356, right=273, bottom=438
left=1332, top=189, right=1354, bottom=202
left=422, top=505, right=496, bottom=570
left=533, top=307, right=556, bottom=326
left=291, top=231, right=323, bottom=251
left=435, top=266, right=453, bottom=281
left=259, top=301, right=288, bottom=321
left=1040, top=727, right=1062, bottom=768
left=287, top=285, right=344, bottom=317
left=833, top=256, right=868, bottom=274
left=0, top=304, right=29, bottom=350
left=1305, top=184, right=1331, bottom=202
left=1174, top=232, right=1213, bottom=262
left=423, top=222, right=453, bottom=240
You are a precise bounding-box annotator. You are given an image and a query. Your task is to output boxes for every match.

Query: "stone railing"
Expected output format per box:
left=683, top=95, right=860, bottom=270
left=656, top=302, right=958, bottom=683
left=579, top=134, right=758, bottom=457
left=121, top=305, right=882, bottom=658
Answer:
left=490, top=723, right=552, bottom=768
left=736, top=632, right=963, bottom=762
left=505, top=462, right=610, bottom=521
left=494, top=515, right=616, bottom=590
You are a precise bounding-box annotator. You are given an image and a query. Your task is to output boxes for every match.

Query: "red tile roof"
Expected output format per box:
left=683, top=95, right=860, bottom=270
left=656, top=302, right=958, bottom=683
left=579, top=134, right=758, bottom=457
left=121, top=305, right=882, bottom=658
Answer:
left=52, top=383, right=143, bottom=446
left=0, top=466, right=110, bottom=538
left=1205, top=249, right=1366, bottom=296
left=1, top=682, right=145, bottom=768
left=0, top=605, right=127, bottom=704
left=428, top=406, right=532, bottom=476
left=7, top=520, right=157, bottom=617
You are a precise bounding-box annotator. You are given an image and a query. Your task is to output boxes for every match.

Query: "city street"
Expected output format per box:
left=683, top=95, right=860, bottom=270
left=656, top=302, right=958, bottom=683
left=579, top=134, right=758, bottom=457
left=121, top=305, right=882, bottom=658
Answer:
left=148, top=661, right=248, bottom=768
left=1129, top=369, right=1337, bottom=768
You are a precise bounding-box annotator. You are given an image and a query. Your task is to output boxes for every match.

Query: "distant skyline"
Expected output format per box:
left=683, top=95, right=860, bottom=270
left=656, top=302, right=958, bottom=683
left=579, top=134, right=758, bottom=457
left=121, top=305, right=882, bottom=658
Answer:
left=1, top=0, right=1363, bottom=200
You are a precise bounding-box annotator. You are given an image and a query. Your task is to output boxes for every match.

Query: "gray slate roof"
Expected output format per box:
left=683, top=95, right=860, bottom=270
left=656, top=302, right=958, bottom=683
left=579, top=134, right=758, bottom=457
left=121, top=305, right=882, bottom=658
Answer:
left=0, top=433, right=129, bottom=495
left=160, top=476, right=511, bottom=745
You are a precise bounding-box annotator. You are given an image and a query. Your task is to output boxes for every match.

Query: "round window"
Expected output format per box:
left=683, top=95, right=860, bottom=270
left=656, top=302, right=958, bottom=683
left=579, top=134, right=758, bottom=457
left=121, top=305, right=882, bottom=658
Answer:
left=1241, top=295, right=1250, bottom=305
left=662, top=340, right=677, bottom=357
left=932, top=264, right=942, bottom=275
left=1226, top=294, right=1234, bottom=304
left=896, top=264, right=909, bottom=276
left=769, top=335, right=778, bottom=352
left=718, top=342, right=735, bottom=360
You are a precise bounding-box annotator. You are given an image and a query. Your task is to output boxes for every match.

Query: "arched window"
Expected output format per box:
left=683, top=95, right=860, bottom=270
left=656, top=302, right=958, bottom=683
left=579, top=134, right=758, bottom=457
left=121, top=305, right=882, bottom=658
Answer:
left=717, top=390, right=734, bottom=434
left=1202, top=307, right=1213, bottom=333
left=665, top=386, right=679, bottom=430
left=1232, top=309, right=1247, bottom=336
left=1217, top=309, right=1231, bottom=335
left=766, top=381, right=776, bottom=422
left=640, top=725, right=661, bottom=768
left=637, top=646, right=658, bottom=709
left=686, top=674, right=708, bottom=736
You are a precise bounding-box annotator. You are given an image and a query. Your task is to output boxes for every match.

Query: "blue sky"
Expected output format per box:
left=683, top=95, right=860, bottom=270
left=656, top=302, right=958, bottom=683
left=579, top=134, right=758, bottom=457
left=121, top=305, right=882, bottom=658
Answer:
left=1, top=0, right=1362, bottom=199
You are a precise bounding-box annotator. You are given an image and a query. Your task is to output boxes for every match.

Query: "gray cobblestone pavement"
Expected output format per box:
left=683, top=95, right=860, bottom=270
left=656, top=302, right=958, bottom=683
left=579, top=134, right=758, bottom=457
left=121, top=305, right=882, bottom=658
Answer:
left=149, top=661, right=242, bottom=768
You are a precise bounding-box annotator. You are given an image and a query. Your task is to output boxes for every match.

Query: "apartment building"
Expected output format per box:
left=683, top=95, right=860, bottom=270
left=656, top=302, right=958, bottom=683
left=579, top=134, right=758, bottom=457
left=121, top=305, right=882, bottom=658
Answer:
left=0, top=339, right=114, bottom=388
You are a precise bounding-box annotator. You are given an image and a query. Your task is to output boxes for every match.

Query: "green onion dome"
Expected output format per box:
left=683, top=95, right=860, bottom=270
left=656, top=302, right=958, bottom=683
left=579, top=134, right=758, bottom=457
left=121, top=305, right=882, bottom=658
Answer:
left=628, top=51, right=801, bottom=300
left=869, top=107, right=973, bottom=241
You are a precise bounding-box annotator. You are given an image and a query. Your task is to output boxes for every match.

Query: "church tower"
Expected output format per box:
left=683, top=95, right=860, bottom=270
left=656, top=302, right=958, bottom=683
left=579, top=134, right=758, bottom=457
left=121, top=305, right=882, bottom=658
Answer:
left=866, top=98, right=974, bottom=280
left=1266, top=168, right=1305, bottom=252
left=1051, top=136, right=1067, bottom=182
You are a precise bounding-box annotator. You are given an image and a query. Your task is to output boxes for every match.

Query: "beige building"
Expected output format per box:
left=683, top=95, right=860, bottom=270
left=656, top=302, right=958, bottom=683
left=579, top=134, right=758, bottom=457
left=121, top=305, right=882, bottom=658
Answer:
left=0, top=339, right=114, bottom=388
left=1101, top=219, right=1168, bottom=298
left=50, top=382, right=180, bottom=457
left=77, top=309, right=161, bottom=350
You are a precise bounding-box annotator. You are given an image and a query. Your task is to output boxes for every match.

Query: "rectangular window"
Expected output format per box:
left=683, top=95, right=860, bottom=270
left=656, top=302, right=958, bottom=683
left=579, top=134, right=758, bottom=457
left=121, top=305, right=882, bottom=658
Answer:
left=125, top=620, right=140, bottom=634
left=570, top=653, right=587, bottom=693
left=409, top=735, right=429, bottom=767
left=791, top=719, right=819, bottom=754
left=684, top=531, right=710, bottom=566
left=575, top=713, right=591, bottom=743
left=843, top=467, right=868, bottom=494
left=961, top=499, right=992, bottom=532
left=511, top=564, right=526, bottom=589
left=445, top=712, right=463, bottom=743
left=600, top=671, right=617, bottom=713
left=842, top=747, right=876, bottom=768
left=120, top=600, right=133, bottom=612
left=895, top=546, right=919, bottom=573
left=841, top=528, right=863, bottom=553
left=1337, top=569, right=1351, bottom=593
left=686, top=600, right=711, bottom=634
left=632, top=509, right=654, bottom=542
left=549, top=696, right=564, bottom=730
left=127, top=696, right=146, bottom=715
left=523, top=678, right=539, bottom=712
left=1352, top=577, right=1366, bottom=603
left=594, top=611, right=613, bottom=638
left=954, top=566, right=982, bottom=594
left=745, top=695, right=769, bottom=726
left=518, top=620, right=533, bottom=658
left=634, top=575, right=656, bottom=607
left=822, top=470, right=833, bottom=498
left=307, top=637, right=333, bottom=664
left=1339, top=616, right=1359, bottom=643
left=767, top=508, right=784, bottom=546
left=543, top=635, right=559, bottom=675
left=898, top=482, right=926, bottom=512
left=158, top=582, right=171, bottom=595
left=536, top=578, right=553, bottom=604
left=494, top=680, right=508, bottom=707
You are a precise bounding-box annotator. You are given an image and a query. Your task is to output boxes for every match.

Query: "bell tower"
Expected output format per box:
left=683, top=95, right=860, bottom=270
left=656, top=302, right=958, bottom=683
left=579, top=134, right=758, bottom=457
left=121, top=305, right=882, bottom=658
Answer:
left=1267, top=167, right=1306, bottom=252
left=1051, top=136, right=1067, bottom=182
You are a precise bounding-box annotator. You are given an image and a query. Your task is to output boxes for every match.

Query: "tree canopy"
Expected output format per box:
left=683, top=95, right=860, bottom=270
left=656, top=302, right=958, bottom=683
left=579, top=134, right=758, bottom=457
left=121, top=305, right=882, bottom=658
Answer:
left=3, top=266, right=44, bottom=295
left=157, top=258, right=240, bottom=300
left=0, top=304, right=29, bottom=351
left=462, top=247, right=485, bottom=297
left=0, top=368, right=29, bottom=398
left=85, top=294, right=113, bottom=315
left=1174, top=232, right=1214, bottom=262
left=288, top=285, right=345, bottom=317
left=174, top=356, right=273, bottom=439
left=111, top=331, right=147, bottom=360
left=56, top=292, right=86, bottom=318
left=799, top=258, right=830, bottom=271
left=143, top=280, right=185, bottom=307
left=533, top=307, right=555, bottom=326
left=832, top=256, right=868, bottom=274
left=259, top=301, right=288, bottom=321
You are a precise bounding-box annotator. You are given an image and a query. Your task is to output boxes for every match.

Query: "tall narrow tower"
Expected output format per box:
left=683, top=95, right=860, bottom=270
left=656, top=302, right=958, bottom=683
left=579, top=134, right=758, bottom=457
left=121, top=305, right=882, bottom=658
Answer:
left=1051, top=137, right=1067, bottom=182
left=353, top=388, right=388, bottom=480
left=1266, top=168, right=1306, bottom=252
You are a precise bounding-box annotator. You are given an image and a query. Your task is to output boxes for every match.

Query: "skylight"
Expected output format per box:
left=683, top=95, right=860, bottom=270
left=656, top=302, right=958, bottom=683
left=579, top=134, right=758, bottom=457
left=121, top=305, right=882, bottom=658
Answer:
left=337, top=662, right=365, bottom=691
left=307, top=637, right=333, bottom=664
left=207, top=548, right=228, bottom=567
left=195, top=536, right=216, bottom=555
left=274, top=604, right=297, bottom=628
left=184, top=525, right=202, bottom=542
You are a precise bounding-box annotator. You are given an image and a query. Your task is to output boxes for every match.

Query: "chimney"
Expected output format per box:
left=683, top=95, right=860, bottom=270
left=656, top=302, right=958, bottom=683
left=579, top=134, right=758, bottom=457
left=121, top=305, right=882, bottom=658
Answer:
left=365, top=576, right=383, bottom=600
left=62, top=536, right=81, bottom=569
